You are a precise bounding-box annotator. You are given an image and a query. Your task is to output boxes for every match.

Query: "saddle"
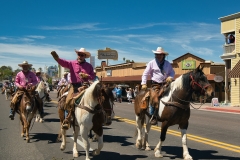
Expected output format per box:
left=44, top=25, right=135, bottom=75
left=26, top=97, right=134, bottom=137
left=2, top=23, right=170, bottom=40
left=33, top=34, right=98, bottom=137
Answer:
left=140, top=82, right=170, bottom=109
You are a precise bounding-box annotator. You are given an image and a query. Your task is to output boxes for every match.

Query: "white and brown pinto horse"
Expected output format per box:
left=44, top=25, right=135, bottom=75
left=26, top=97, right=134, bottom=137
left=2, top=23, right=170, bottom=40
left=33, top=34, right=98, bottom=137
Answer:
left=134, top=65, right=214, bottom=160
left=35, top=81, right=46, bottom=123
left=60, top=81, right=114, bottom=160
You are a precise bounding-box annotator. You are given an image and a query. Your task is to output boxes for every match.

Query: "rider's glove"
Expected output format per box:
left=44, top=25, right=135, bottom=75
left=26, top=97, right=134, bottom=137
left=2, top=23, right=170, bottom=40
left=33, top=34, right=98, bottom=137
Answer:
left=51, top=51, right=59, bottom=61
left=141, top=84, right=147, bottom=90
left=166, top=76, right=173, bottom=83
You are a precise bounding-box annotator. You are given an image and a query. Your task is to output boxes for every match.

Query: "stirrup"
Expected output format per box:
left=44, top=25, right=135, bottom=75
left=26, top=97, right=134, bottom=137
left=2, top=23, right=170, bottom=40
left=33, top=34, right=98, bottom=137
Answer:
left=150, top=115, right=157, bottom=125
left=62, top=119, right=70, bottom=130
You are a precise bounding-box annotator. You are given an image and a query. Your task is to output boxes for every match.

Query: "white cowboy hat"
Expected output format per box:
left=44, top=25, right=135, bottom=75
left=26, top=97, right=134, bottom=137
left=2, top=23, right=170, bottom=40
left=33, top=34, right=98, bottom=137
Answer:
left=18, top=61, right=32, bottom=67
left=152, top=47, right=169, bottom=55
left=63, top=71, right=68, bottom=75
left=74, top=48, right=91, bottom=58
left=36, top=69, right=41, bottom=73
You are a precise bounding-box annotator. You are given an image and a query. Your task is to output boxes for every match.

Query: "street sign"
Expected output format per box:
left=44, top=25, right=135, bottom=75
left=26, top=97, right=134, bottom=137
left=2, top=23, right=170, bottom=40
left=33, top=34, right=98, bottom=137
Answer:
left=214, top=75, right=223, bottom=82
left=97, top=48, right=118, bottom=60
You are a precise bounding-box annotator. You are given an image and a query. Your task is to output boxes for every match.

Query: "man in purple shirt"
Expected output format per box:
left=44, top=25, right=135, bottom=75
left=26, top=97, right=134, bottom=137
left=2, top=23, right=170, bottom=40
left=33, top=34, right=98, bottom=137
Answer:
left=9, top=61, right=43, bottom=120
left=141, top=47, right=175, bottom=125
left=50, top=48, right=94, bottom=129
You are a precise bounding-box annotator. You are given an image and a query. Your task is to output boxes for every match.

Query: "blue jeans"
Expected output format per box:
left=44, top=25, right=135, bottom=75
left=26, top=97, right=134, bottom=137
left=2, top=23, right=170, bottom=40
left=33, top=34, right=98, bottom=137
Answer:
left=9, top=108, right=14, bottom=115
left=65, top=110, right=68, bottom=118
left=149, top=105, right=154, bottom=115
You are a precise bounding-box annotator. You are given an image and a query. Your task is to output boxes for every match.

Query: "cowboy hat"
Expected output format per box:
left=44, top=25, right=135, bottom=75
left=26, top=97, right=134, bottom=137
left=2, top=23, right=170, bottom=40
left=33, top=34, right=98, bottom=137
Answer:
left=74, top=48, right=91, bottom=58
left=63, top=72, right=68, bottom=75
left=36, top=69, right=41, bottom=73
left=18, top=61, right=32, bottom=67
left=152, top=47, right=169, bottom=55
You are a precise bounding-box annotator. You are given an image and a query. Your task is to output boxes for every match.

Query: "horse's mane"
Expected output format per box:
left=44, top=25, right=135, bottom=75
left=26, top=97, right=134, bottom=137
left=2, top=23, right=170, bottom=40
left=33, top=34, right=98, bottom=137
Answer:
left=36, top=81, right=45, bottom=91
left=82, top=81, right=102, bottom=106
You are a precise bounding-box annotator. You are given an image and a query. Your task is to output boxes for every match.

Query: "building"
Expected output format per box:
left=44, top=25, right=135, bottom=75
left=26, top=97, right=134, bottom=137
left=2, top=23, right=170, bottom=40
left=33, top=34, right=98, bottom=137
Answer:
left=219, top=12, right=240, bottom=106
left=96, top=53, right=226, bottom=102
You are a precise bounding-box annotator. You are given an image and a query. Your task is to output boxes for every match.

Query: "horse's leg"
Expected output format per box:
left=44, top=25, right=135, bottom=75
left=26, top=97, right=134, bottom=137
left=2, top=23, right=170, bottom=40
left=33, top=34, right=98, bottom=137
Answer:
left=154, top=121, right=168, bottom=158
left=25, top=120, right=31, bottom=143
left=143, top=116, right=152, bottom=151
left=39, top=101, right=44, bottom=123
left=57, top=108, right=64, bottom=142
left=180, top=126, right=193, bottom=160
left=20, top=116, right=25, bottom=137
left=135, top=115, right=143, bottom=149
left=92, top=133, right=103, bottom=156
left=80, top=125, right=91, bottom=160
left=73, top=123, right=80, bottom=158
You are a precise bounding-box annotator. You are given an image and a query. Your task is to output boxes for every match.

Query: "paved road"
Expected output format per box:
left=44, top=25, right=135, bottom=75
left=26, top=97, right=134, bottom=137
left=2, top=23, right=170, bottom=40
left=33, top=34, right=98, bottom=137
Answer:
left=0, top=90, right=239, bottom=160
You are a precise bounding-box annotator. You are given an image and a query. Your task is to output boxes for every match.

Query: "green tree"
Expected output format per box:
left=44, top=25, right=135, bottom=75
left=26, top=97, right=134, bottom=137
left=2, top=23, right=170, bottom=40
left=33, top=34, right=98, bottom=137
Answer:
left=0, top=66, right=13, bottom=81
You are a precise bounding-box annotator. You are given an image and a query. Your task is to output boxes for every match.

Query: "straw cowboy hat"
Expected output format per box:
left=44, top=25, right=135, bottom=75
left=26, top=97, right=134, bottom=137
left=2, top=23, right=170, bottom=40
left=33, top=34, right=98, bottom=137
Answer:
left=63, top=72, right=68, bottom=75
left=18, top=61, right=32, bottom=67
left=152, top=47, right=169, bottom=55
left=36, top=69, right=41, bottom=73
left=75, top=48, right=91, bottom=58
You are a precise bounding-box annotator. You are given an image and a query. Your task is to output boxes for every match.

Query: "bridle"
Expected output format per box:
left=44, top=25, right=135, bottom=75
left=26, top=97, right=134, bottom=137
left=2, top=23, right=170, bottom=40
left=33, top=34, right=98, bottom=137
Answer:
left=190, top=74, right=211, bottom=94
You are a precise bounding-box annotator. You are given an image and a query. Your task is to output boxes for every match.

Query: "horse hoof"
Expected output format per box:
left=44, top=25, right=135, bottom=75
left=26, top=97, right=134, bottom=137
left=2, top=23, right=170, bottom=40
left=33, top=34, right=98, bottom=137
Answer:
left=145, top=146, right=151, bottom=151
left=21, top=134, right=24, bottom=137
left=135, top=140, right=142, bottom=149
left=26, top=139, right=30, bottom=143
left=184, top=154, right=193, bottom=160
left=39, top=119, right=44, bottom=123
left=154, top=150, right=163, bottom=158
left=92, top=149, right=100, bottom=156
left=60, top=144, right=66, bottom=151
left=73, top=152, right=78, bottom=158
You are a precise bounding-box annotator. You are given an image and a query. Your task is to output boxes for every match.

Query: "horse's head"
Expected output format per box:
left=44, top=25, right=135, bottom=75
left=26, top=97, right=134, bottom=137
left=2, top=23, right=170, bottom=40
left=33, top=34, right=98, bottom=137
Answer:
left=20, top=87, right=36, bottom=112
left=189, top=65, right=214, bottom=99
left=100, top=86, right=115, bottom=126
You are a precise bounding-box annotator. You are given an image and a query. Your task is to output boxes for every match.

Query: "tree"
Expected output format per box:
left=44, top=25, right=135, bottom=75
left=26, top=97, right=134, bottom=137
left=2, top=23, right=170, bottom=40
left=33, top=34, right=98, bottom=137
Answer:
left=123, top=57, right=126, bottom=62
left=0, top=66, right=13, bottom=81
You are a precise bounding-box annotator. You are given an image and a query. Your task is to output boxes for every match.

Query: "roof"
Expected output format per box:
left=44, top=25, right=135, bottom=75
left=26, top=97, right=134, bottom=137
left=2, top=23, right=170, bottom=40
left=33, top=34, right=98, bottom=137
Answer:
left=172, top=53, right=205, bottom=62
left=101, top=74, right=216, bottom=82
left=219, top=12, right=240, bottom=22
left=228, top=60, right=240, bottom=78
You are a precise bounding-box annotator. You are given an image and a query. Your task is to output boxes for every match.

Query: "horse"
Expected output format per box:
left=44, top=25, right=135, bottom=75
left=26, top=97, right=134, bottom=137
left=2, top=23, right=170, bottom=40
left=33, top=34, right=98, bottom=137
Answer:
left=35, top=81, right=46, bottom=123
left=18, top=86, right=39, bottom=143
left=4, top=85, right=15, bottom=100
left=59, top=81, right=114, bottom=160
left=134, top=65, right=214, bottom=160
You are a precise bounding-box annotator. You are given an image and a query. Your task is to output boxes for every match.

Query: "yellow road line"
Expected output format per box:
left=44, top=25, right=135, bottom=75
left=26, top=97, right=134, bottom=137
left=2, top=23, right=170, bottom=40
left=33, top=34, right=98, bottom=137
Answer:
left=50, top=101, right=240, bottom=152
left=114, top=116, right=240, bottom=153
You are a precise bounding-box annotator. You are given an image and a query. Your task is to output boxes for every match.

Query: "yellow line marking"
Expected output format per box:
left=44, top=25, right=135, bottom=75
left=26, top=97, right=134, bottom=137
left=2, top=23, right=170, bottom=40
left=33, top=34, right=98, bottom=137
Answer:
left=50, top=101, right=240, bottom=152
left=114, top=116, right=240, bottom=153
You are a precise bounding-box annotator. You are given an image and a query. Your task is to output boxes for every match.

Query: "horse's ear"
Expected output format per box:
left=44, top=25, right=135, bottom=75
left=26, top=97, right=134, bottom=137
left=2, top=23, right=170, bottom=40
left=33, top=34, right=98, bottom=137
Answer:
left=194, top=65, right=201, bottom=73
left=200, top=65, right=204, bottom=71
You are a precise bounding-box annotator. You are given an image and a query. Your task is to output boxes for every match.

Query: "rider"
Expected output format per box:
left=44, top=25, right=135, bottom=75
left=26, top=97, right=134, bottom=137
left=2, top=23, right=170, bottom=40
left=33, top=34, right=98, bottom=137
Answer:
left=50, top=48, right=94, bottom=129
left=36, top=69, right=52, bottom=102
left=58, top=71, right=69, bottom=88
left=1, top=81, right=10, bottom=94
left=141, top=47, right=175, bottom=125
left=9, top=61, right=43, bottom=120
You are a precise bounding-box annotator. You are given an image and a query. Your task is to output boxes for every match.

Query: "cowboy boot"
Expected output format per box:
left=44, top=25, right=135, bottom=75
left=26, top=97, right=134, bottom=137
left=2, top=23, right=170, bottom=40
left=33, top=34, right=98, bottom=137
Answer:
left=9, top=108, right=15, bottom=120
left=150, top=107, right=158, bottom=125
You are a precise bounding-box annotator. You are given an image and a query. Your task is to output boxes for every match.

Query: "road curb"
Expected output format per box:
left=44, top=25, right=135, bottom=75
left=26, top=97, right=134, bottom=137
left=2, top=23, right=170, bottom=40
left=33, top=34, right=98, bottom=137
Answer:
left=204, top=107, right=240, bottom=113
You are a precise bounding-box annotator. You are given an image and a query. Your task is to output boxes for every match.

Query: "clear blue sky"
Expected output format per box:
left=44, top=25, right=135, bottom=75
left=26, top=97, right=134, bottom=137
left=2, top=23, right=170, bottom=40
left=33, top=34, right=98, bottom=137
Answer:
left=0, top=0, right=239, bottom=71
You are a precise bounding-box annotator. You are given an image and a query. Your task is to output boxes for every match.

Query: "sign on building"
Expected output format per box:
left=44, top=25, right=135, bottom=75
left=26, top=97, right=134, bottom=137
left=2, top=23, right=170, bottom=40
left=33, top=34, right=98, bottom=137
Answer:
left=90, top=56, right=95, bottom=68
left=182, top=60, right=196, bottom=69
left=214, top=75, right=223, bottom=82
left=97, top=47, right=118, bottom=60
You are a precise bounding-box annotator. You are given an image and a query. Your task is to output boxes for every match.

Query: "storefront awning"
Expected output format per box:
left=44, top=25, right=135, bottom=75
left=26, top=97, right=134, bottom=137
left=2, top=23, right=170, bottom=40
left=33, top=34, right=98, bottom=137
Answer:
left=228, top=60, right=240, bottom=78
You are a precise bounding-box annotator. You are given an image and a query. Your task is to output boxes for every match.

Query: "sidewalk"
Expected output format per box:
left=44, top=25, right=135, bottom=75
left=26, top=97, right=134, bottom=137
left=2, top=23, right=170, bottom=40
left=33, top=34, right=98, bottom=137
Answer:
left=190, top=103, right=240, bottom=113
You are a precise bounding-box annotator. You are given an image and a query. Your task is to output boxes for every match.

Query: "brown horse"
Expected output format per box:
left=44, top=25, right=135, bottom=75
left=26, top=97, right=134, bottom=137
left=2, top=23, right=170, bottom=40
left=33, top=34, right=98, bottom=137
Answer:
left=134, top=65, right=214, bottom=160
left=18, top=86, right=40, bottom=143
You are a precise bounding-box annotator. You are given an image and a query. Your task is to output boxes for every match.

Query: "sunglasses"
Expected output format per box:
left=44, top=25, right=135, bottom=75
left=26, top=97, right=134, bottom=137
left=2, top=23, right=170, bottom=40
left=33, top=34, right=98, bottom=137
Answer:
left=78, top=53, right=86, bottom=57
